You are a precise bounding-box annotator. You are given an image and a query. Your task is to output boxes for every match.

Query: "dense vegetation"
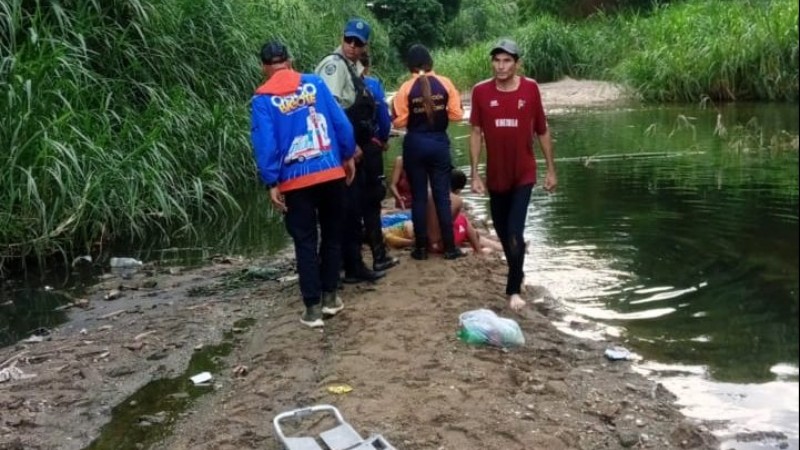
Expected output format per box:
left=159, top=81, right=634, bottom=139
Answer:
left=1, top=0, right=797, bottom=269
left=0, top=0, right=385, bottom=267
left=435, top=0, right=798, bottom=102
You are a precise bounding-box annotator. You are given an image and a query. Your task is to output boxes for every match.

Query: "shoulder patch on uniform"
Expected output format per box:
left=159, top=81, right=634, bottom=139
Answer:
left=324, top=63, right=337, bottom=76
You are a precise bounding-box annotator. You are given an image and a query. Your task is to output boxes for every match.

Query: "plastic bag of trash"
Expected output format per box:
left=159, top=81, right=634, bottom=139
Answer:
left=458, top=309, right=525, bottom=348
left=604, top=346, right=641, bottom=361
left=243, top=266, right=281, bottom=280
left=0, top=366, right=36, bottom=383
left=109, top=257, right=143, bottom=268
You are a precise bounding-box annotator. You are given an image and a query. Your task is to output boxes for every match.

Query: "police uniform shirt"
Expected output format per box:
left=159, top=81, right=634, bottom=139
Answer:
left=314, top=46, right=364, bottom=109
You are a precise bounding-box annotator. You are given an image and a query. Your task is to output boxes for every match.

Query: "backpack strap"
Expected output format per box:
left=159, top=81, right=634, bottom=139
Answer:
left=329, top=53, right=366, bottom=93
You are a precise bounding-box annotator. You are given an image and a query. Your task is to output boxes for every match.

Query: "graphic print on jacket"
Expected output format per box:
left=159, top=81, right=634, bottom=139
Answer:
left=284, top=105, right=331, bottom=165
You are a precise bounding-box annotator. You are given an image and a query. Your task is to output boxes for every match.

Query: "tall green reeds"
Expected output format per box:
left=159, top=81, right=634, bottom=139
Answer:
left=435, top=15, right=581, bottom=90
left=0, top=0, right=385, bottom=266
left=433, top=43, right=495, bottom=92
left=614, top=0, right=799, bottom=102
left=516, top=16, right=580, bottom=82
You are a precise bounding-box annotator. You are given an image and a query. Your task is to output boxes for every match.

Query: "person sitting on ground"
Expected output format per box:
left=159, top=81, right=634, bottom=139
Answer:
left=428, top=169, right=502, bottom=253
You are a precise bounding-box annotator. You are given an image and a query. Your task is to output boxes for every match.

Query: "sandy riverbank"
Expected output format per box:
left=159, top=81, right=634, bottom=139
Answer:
left=1, top=247, right=717, bottom=450
left=460, top=76, right=632, bottom=114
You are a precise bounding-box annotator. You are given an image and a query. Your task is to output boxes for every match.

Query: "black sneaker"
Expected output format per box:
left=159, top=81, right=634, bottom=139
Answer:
left=343, top=266, right=386, bottom=284
left=410, top=247, right=428, bottom=260
left=321, top=291, right=344, bottom=316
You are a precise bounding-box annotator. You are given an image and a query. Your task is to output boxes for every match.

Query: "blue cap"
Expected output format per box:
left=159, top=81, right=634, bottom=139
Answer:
left=344, top=18, right=370, bottom=43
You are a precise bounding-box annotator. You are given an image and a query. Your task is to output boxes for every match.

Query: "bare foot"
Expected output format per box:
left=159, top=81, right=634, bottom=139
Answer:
left=509, top=294, right=526, bottom=312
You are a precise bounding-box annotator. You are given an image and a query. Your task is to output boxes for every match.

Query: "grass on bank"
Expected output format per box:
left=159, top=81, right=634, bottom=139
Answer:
left=0, top=0, right=385, bottom=267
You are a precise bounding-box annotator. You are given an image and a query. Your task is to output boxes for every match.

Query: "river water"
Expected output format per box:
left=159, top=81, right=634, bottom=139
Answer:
left=451, top=102, right=799, bottom=450
left=2, top=102, right=797, bottom=449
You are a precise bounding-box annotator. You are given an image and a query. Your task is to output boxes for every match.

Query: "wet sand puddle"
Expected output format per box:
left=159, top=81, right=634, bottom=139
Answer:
left=85, top=318, right=256, bottom=450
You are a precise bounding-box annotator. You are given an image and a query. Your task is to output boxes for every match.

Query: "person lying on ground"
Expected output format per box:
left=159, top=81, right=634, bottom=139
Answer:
left=383, top=169, right=502, bottom=254
left=383, top=214, right=501, bottom=255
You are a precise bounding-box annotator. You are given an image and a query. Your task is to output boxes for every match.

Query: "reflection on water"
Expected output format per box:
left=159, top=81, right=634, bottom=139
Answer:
left=1, top=186, right=288, bottom=350
left=451, top=103, right=799, bottom=448
left=0, top=264, right=97, bottom=348
left=0, top=288, right=72, bottom=348
left=107, top=188, right=288, bottom=266
left=635, top=362, right=799, bottom=450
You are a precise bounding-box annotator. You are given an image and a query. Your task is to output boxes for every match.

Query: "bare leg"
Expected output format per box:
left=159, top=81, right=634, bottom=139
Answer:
left=426, top=193, right=443, bottom=252
left=477, top=232, right=503, bottom=252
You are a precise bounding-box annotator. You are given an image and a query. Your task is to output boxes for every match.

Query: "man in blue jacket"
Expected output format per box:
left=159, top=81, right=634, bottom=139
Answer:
left=251, top=41, right=356, bottom=328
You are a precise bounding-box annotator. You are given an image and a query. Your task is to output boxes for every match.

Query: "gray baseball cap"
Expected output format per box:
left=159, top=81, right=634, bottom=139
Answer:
left=490, top=38, right=520, bottom=58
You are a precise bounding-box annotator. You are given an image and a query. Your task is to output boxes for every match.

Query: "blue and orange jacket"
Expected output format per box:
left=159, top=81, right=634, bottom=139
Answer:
left=251, top=69, right=355, bottom=193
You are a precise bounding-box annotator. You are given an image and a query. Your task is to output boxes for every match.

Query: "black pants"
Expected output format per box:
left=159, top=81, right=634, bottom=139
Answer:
left=283, top=179, right=346, bottom=307
left=342, top=139, right=385, bottom=272
left=489, top=184, right=533, bottom=296
left=360, top=139, right=386, bottom=251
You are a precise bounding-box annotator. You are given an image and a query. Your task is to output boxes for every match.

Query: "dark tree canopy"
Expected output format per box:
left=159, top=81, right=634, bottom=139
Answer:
left=369, top=0, right=461, bottom=52
left=517, top=0, right=673, bottom=19
left=439, top=0, right=462, bottom=22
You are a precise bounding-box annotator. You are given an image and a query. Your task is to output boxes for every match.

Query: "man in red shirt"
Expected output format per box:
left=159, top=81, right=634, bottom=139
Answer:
left=469, top=38, right=557, bottom=312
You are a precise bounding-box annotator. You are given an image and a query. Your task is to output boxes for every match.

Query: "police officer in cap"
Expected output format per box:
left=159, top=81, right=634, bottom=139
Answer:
left=316, top=18, right=399, bottom=283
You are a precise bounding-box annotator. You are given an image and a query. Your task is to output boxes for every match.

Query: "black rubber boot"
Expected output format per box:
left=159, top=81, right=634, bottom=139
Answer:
left=372, top=244, right=399, bottom=271
left=343, top=265, right=386, bottom=284
left=411, top=236, right=428, bottom=260
left=443, top=242, right=466, bottom=260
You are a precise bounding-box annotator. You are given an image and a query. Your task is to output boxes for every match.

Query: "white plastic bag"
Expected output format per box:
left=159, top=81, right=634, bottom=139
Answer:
left=109, top=257, right=143, bottom=268
left=458, top=309, right=525, bottom=348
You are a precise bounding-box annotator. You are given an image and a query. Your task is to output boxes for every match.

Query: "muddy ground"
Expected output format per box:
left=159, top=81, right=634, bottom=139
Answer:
left=0, top=80, right=724, bottom=450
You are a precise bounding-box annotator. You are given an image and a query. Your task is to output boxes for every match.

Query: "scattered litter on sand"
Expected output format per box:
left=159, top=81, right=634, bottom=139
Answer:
left=190, top=372, right=213, bottom=385
left=0, top=365, right=36, bottom=383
